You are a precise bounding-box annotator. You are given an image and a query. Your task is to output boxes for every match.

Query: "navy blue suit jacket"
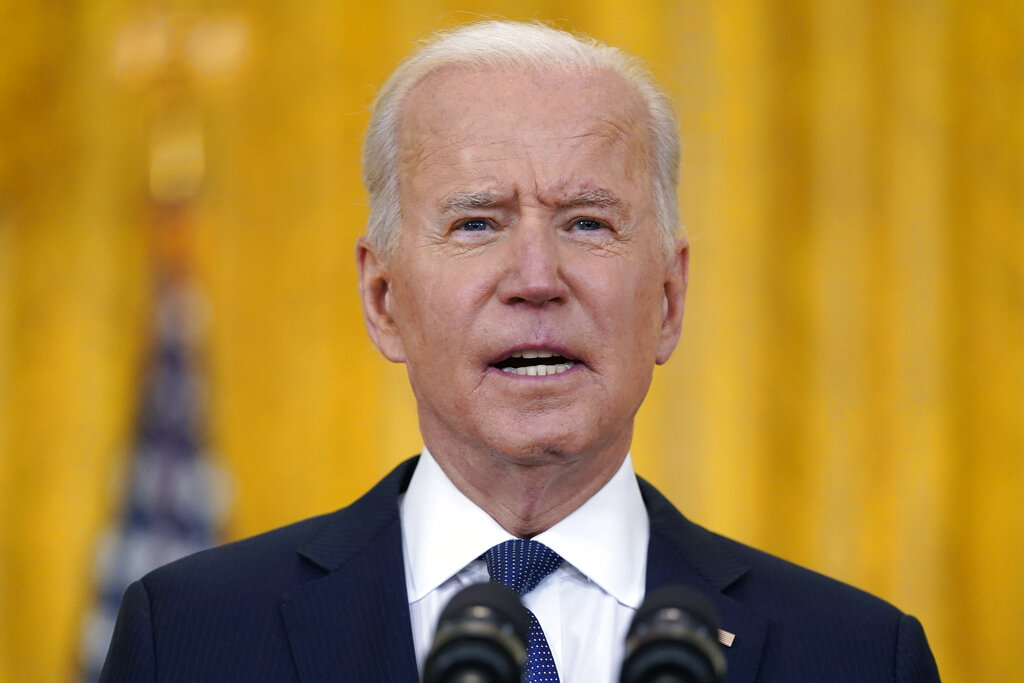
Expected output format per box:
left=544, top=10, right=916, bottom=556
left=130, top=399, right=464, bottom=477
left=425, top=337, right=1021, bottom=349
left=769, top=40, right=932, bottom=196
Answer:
left=100, top=457, right=940, bottom=681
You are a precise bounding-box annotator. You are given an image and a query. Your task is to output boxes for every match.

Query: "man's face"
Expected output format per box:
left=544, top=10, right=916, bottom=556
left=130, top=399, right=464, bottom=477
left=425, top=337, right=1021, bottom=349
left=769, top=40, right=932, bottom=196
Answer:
left=358, top=65, right=687, bottom=471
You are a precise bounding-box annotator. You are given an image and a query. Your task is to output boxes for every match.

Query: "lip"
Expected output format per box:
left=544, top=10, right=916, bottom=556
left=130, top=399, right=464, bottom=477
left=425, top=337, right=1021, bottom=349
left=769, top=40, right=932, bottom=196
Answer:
left=486, top=344, right=583, bottom=367
left=485, top=362, right=584, bottom=379
left=485, top=343, right=587, bottom=379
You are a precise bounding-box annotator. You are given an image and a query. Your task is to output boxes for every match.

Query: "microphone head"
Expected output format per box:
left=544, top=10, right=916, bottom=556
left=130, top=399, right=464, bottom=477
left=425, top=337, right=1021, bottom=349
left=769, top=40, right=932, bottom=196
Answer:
left=621, top=585, right=727, bottom=683
left=423, top=582, right=529, bottom=683
left=630, top=585, right=720, bottom=636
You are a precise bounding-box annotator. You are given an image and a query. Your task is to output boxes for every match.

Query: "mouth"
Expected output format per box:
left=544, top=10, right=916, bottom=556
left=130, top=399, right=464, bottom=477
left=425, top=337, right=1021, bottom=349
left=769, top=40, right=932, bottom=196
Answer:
left=491, top=349, right=578, bottom=377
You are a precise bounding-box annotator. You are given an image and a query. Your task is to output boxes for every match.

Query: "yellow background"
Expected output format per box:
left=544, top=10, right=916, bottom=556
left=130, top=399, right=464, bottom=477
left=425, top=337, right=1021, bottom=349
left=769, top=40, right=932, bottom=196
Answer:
left=2, top=1, right=1022, bottom=681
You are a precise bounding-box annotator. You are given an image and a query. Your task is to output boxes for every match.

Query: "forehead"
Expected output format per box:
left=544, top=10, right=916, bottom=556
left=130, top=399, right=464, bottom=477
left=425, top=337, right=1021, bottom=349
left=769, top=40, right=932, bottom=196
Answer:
left=396, top=65, right=652, bottom=199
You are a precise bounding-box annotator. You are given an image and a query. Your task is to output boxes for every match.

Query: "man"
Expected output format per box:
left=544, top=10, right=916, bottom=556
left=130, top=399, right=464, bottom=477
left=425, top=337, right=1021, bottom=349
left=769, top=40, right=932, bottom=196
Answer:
left=101, top=20, right=940, bottom=682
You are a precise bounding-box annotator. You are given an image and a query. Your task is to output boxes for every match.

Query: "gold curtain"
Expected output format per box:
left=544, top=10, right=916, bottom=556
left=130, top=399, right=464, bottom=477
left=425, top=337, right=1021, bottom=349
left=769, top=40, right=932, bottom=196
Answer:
left=1, top=1, right=1021, bottom=680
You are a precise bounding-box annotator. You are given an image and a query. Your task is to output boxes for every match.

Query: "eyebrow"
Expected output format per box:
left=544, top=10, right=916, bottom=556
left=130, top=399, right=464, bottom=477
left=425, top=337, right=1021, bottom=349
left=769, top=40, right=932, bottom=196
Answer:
left=436, top=187, right=626, bottom=215
left=438, top=191, right=501, bottom=215
left=555, top=188, right=624, bottom=212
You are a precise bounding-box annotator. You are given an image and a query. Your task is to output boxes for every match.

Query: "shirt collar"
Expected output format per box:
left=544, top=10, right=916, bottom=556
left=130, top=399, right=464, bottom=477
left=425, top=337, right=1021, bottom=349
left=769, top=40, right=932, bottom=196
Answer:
left=533, top=454, right=648, bottom=608
left=400, top=447, right=649, bottom=609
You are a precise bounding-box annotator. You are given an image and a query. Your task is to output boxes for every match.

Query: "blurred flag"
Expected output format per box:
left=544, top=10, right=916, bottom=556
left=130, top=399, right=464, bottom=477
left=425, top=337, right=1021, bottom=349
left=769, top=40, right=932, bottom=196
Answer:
left=79, top=16, right=237, bottom=676
left=79, top=276, right=229, bottom=681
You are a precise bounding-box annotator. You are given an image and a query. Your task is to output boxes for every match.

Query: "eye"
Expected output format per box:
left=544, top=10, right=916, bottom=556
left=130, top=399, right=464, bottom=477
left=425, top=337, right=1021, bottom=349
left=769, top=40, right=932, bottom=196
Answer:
left=456, top=218, right=491, bottom=232
left=571, top=218, right=606, bottom=231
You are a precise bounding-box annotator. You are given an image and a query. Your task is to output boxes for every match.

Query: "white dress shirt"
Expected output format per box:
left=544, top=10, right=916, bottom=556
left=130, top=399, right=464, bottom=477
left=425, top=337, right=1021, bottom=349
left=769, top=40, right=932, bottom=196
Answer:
left=400, top=447, right=650, bottom=683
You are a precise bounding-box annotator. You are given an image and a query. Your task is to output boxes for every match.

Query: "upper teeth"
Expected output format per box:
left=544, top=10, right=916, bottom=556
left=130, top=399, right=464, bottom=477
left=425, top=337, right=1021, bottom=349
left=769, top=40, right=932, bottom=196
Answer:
left=502, top=350, right=575, bottom=376
left=511, top=350, right=556, bottom=359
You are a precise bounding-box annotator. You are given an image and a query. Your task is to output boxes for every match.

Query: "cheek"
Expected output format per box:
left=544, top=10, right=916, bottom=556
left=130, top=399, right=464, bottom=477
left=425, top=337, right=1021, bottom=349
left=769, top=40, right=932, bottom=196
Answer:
left=590, top=268, right=664, bottom=335
left=390, top=269, right=480, bottom=369
left=619, top=292, right=667, bottom=373
left=389, top=274, right=440, bottom=357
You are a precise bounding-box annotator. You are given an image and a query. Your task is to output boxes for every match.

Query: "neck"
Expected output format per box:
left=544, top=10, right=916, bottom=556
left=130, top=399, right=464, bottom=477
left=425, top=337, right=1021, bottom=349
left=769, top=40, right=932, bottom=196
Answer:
left=425, top=438, right=630, bottom=538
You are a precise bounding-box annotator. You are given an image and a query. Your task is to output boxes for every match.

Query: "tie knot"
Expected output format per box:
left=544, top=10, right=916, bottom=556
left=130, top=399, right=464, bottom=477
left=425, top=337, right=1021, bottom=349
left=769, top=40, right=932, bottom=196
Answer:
left=483, top=539, right=563, bottom=596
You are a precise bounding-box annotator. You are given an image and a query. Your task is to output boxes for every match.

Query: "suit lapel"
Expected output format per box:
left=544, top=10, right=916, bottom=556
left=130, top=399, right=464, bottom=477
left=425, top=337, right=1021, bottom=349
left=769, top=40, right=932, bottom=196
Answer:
left=281, top=459, right=420, bottom=683
left=277, top=462, right=767, bottom=682
left=641, top=478, right=768, bottom=682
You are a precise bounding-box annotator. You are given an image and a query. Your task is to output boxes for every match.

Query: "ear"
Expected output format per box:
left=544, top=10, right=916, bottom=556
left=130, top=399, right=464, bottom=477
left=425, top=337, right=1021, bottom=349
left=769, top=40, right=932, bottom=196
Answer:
left=655, top=237, right=689, bottom=365
left=355, top=236, right=407, bottom=363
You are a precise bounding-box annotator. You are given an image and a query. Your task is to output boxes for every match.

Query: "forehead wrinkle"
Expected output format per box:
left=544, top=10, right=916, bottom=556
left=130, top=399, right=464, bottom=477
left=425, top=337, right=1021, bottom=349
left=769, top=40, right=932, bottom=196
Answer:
left=556, top=111, right=653, bottom=186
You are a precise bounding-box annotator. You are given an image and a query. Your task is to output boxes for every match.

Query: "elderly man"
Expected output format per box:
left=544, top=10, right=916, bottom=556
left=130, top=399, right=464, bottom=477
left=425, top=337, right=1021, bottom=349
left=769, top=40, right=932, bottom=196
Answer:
left=101, top=20, right=940, bottom=682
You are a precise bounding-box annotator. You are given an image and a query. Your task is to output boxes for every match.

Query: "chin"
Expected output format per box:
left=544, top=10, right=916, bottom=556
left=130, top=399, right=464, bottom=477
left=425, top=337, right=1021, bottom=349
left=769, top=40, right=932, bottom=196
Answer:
left=486, top=442, right=580, bottom=466
left=479, top=420, right=619, bottom=467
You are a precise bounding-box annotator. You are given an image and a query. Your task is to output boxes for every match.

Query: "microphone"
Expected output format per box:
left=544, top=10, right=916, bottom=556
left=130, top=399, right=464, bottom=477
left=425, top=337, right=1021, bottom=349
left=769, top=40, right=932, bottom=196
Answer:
left=423, top=582, right=530, bottom=683
left=620, top=585, right=727, bottom=683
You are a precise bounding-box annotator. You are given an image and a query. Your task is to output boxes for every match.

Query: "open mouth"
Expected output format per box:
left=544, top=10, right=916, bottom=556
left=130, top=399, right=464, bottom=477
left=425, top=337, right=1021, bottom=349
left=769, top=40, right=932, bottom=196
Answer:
left=492, top=350, right=576, bottom=376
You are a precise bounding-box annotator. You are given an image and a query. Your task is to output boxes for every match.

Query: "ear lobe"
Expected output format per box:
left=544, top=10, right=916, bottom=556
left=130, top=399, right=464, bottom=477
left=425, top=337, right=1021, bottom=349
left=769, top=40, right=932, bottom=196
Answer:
left=355, top=237, right=407, bottom=363
left=655, top=237, right=689, bottom=365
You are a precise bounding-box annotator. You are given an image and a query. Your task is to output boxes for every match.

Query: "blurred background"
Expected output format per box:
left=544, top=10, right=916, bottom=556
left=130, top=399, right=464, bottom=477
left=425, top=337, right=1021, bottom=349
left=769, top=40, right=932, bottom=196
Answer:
left=1, top=0, right=1021, bottom=681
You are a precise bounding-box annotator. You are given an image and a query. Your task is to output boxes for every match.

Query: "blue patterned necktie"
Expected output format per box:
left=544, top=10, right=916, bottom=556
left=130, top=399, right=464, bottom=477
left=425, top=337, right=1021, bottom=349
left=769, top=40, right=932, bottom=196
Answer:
left=483, top=539, right=563, bottom=683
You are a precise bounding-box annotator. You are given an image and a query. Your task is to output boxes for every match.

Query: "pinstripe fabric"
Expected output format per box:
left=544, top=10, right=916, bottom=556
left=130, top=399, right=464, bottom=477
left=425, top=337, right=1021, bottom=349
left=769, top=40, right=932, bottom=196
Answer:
left=99, top=461, right=420, bottom=682
left=100, top=457, right=940, bottom=681
left=98, top=582, right=156, bottom=681
left=640, top=479, right=940, bottom=682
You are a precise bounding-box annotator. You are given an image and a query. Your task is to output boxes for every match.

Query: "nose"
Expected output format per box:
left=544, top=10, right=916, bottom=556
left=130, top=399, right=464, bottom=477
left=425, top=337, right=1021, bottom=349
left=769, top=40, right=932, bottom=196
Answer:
left=497, top=221, right=568, bottom=306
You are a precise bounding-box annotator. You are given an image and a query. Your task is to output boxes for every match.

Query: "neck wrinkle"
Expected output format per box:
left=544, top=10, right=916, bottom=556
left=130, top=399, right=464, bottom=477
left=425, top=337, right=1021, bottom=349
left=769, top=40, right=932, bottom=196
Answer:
left=431, top=443, right=629, bottom=539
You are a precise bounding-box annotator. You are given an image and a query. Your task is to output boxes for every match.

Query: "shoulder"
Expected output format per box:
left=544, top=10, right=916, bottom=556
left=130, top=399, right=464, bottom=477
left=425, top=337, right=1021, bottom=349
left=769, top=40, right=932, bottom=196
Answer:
left=715, top=535, right=939, bottom=680
left=101, top=512, right=342, bottom=682
left=710, top=529, right=902, bottom=623
left=640, top=475, right=898, bottom=620
left=140, top=456, right=417, bottom=597
left=101, top=459, right=418, bottom=681
left=140, top=510, right=335, bottom=600
left=639, top=477, right=940, bottom=681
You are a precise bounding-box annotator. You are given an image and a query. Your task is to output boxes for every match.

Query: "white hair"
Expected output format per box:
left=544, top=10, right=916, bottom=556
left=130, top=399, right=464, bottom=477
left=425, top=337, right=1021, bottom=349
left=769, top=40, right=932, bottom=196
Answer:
left=361, top=20, right=681, bottom=256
